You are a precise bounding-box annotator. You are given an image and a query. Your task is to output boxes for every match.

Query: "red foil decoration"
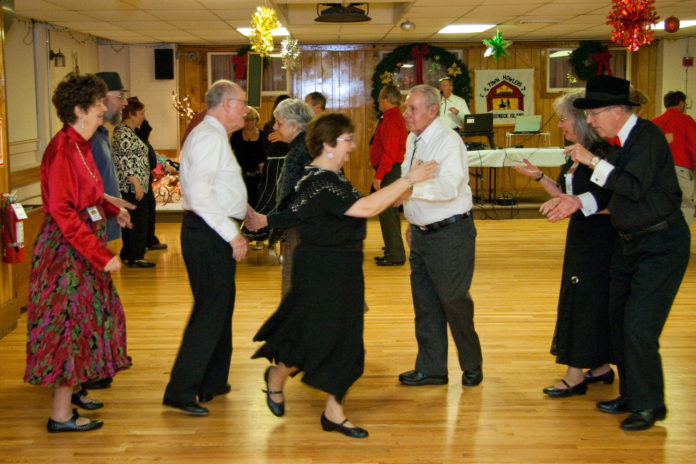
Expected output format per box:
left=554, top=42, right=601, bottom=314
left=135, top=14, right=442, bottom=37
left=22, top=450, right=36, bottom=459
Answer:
left=665, top=16, right=680, bottom=33
left=607, top=0, right=659, bottom=51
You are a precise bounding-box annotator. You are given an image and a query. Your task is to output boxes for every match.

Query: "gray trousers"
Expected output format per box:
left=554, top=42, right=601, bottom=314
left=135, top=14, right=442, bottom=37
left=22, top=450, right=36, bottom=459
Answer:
left=409, top=215, right=482, bottom=375
left=378, top=163, right=405, bottom=262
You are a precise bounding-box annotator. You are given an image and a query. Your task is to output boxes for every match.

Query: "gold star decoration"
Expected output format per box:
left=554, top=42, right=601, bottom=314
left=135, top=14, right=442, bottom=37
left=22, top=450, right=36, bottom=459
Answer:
left=447, top=63, right=462, bottom=77
left=380, top=71, right=393, bottom=84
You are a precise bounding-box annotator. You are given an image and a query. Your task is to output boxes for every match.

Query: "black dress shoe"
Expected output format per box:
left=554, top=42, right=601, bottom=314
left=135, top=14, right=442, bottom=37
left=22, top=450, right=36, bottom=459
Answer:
left=320, top=413, right=368, bottom=439
left=462, top=366, right=483, bottom=386
left=129, top=259, right=155, bottom=268
left=147, top=243, right=168, bottom=250
left=162, top=397, right=209, bottom=416
left=83, top=377, right=112, bottom=390
left=71, top=388, right=104, bottom=410
left=263, top=366, right=284, bottom=417
left=620, top=406, right=667, bottom=431
left=199, top=384, right=232, bottom=403
left=543, top=378, right=587, bottom=398
left=596, top=396, right=630, bottom=414
left=398, top=370, right=448, bottom=386
left=584, top=368, right=615, bottom=384
left=374, top=255, right=387, bottom=262
left=376, top=259, right=405, bottom=266
left=47, top=409, right=103, bottom=433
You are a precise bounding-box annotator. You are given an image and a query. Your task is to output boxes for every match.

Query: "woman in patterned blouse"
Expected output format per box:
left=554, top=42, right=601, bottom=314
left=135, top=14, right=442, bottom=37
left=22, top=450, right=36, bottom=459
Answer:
left=112, top=97, right=155, bottom=267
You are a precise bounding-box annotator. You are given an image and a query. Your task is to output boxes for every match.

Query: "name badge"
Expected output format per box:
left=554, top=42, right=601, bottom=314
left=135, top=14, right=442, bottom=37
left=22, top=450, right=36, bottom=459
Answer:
left=87, top=206, right=103, bottom=222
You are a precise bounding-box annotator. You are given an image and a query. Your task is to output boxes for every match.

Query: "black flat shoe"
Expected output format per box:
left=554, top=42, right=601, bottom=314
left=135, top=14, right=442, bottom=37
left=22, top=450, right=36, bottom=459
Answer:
left=320, top=413, right=368, bottom=439
left=374, top=255, right=387, bottom=262
left=199, top=384, right=232, bottom=403
left=129, top=260, right=155, bottom=268
left=584, top=368, right=615, bottom=384
left=462, top=366, right=483, bottom=386
left=147, top=243, right=167, bottom=250
left=620, top=406, right=666, bottom=431
left=543, top=378, right=588, bottom=398
left=263, top=366, right=284, bottom=417
left=596, top=396, right=630, bottom=414
left=47, top=409, right=103, bottom=433
left=398, top=370, right=448, bottom=386
left=162, top=397, right=209, bottom=416
left=71, top=388, right=103, bottom=410
left=83, top=377, right=112, bottom=390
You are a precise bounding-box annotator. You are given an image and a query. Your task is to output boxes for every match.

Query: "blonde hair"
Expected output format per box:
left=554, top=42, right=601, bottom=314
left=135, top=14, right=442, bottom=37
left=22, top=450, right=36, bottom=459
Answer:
left=244, top=107, right=260, bottom=121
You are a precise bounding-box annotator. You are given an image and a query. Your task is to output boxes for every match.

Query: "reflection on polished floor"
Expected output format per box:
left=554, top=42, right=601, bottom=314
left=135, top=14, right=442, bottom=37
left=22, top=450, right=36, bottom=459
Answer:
left=0, top=219, right=694, bottom=463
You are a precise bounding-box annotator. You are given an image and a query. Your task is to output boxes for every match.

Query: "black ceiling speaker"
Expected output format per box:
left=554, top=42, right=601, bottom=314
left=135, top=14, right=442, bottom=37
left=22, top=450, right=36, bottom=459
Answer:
left=315, top=3, right=371, bottom=23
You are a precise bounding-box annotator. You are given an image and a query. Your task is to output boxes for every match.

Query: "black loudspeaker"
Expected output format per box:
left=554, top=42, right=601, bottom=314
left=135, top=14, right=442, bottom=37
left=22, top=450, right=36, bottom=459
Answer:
left=154, top=49, right=174, bottom=80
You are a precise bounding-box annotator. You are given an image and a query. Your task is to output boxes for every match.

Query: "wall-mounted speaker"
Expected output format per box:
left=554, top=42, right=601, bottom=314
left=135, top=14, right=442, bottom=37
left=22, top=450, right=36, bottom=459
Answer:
left=154, top=49, right=174, bottom=80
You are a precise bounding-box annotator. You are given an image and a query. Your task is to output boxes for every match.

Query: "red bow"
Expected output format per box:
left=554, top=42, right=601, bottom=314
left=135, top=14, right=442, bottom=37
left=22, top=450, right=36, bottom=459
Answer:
left=232, top=53, right=248, bottom=80
left=593, top=49, right=613, bottom=76
left=410, top=44, right=430, bottom=85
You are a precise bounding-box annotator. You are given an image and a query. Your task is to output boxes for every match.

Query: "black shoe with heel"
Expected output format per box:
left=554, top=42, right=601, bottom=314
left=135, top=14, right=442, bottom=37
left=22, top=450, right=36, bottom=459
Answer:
left=320, top=413, right=368, bottom=438
left=71, top=387, right=103, bottom=410
left=46, top=409, right=103, bottom=433
left=262, top=366, right=284, bottom=417
left=584, top=368, right=615, bottom=384
left=543, top=378, right=588, bottom=398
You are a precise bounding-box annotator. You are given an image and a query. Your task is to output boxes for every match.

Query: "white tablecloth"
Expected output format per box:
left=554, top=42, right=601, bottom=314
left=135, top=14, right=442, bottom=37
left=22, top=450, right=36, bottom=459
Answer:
left=468, top=148, right=567, bottom=168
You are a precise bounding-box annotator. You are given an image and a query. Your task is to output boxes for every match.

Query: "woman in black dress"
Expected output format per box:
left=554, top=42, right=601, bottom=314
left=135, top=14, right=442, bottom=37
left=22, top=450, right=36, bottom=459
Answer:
left=251, top=113, right=437, bottom=438
left=512, top=91, right=616, bottom=397
left=230, top=107, right=266, bottom=209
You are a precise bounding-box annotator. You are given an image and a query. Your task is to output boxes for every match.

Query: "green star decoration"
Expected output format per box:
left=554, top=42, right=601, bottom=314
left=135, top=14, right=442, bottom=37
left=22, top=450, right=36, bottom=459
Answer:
left=483, top=30, right=511, bottom=62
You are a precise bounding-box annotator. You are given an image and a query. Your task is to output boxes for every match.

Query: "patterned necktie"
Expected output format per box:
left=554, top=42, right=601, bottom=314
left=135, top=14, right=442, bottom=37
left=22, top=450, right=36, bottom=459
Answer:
left=607, top=136, right=621, bottom=147
left=409, top=136, right=421, bottom=169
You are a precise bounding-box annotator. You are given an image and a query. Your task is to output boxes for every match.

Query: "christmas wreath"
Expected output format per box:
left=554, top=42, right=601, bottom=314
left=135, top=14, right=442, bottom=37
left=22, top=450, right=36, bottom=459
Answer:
left=371, top=43, right=471, bottom=114
left=233, top=45, right=270, bottom=81
left=569, top=41, right=612, bottom=81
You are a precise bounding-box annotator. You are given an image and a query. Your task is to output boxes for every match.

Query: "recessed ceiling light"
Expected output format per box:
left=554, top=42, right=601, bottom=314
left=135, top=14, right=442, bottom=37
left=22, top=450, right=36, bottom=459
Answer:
left=237, top=27, right=289, bottom=37
left=652, top=20, right=696, bottom=30
left=438, top=24, right=495, bottom=34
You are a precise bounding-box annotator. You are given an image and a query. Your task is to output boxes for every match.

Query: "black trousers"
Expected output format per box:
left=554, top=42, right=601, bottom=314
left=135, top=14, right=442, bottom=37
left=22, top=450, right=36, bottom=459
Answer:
left=610, top=220, right=690, bottom=410
left=377, top=163, right=405, bottom=262
left=164, top=214, right=237, bottom=403
left=120, top=191, right=149, bottom=262
left=409, top=216, right=482, bottom=375
left=145, top=180, right=160, bottom=247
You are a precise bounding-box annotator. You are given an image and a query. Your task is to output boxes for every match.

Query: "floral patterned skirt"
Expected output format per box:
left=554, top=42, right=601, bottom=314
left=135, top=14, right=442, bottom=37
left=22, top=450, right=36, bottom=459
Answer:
left=24, top=212, right=128, bottom=387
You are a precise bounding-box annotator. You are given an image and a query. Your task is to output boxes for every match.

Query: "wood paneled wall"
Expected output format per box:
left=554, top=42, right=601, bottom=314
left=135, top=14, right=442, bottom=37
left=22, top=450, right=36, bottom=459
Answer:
left=178, top=41, right=658, bottom=196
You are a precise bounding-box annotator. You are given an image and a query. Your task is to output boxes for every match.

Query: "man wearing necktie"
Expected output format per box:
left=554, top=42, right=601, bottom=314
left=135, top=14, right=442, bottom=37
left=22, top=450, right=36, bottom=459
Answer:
left=397, top=84, right=483, bottom=388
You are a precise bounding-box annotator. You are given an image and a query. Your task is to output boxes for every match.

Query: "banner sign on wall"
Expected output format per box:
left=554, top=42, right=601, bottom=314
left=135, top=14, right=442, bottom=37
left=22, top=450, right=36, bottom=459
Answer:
left=474, top=69, right=535, bottom=125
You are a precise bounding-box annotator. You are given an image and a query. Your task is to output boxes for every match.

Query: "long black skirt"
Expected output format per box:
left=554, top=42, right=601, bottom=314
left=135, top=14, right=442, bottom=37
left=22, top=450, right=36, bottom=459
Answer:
left=551, top=214, right=615, bottom=368
left=252, top=242, right=365, bottom=402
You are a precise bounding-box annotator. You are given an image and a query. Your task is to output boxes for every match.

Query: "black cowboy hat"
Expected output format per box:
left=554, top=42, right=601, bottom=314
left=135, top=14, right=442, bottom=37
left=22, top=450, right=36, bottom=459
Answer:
left=573, top=75, right=638, bottom=109
left=95, top=72, right=127, bottom=92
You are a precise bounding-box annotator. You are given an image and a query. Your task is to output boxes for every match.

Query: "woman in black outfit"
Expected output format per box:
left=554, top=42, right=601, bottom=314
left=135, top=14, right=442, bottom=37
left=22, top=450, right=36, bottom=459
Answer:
left=512, top=91, right=616, bottom=397
left=230, top=107, right=266, bottom=209
left=251, top=113, right=437, bottom=438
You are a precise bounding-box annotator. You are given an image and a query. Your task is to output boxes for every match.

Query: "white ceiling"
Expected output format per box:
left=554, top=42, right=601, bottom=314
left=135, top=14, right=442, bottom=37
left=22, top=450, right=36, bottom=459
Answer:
left=12, top=0, right=696, bottom=45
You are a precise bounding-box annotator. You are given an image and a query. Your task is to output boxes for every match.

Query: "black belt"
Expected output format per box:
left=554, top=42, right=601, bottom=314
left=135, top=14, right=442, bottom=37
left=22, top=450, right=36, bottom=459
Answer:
left=184, top=210, right=242, bottom=222
left=617, top=212, right=683, bottom=241
left=415, top=212, right=471, bottom=232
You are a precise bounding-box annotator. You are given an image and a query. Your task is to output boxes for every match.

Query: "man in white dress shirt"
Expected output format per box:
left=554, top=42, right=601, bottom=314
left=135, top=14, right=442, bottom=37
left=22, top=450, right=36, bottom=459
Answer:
left=398, top=84, right=483, bottom=387
left=438, top=77, right=470, bottom=131
left=163, top=80, right=249, bottom=415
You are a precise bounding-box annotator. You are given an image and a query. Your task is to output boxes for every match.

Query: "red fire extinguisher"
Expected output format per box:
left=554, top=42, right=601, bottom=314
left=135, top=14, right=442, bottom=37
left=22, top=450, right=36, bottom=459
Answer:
left=2, top=193, right=27, bottom=263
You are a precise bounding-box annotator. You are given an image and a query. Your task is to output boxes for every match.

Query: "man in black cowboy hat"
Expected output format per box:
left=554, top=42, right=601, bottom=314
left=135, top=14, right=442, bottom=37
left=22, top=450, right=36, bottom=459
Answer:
left=547, top=75, right=690, bottom=431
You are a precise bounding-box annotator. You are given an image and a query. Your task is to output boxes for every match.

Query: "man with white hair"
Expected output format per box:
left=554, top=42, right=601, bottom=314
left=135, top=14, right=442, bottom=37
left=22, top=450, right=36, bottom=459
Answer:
left=398, top=84, right=483, bottom=388
left=163, top=80, right=249, bottom=416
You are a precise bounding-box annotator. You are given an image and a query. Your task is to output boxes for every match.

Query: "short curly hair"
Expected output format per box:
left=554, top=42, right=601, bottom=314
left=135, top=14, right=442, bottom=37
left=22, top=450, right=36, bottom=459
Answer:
left=122, top=97, right=145, bottom=121
left=52, top=73, right=107, bottom=124
left=305, top=113, right=355, bottom=160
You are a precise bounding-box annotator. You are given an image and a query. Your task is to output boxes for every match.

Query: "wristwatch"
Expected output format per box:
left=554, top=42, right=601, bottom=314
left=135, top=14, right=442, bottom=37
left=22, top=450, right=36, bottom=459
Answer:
left=589, top=156, right=600, bottom=168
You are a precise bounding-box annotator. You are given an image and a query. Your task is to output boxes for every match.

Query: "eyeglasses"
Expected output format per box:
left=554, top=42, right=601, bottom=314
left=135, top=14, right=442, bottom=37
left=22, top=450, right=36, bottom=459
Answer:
left=559, top=116, right=569, bottom=122
left=584, top=107, right=614, bottom=119
left=229, top=98, right=248, bottom=106
left=107, top=91, right=127, bottom=100
left=336, top=137, right=354, bottom=143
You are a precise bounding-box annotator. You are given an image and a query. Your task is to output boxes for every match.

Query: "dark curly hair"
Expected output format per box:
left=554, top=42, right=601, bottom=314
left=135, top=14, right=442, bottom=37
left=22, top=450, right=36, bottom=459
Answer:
left=52, top=73, right=107, bottom=124
left=305, top=113, right=355, bottom=160
left=122, top=97, right=145, bottom=121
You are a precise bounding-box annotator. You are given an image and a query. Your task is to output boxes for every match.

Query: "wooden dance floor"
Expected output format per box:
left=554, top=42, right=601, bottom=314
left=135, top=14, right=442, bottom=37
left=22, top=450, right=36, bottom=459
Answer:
left=0, top=219, right=694, bottom=463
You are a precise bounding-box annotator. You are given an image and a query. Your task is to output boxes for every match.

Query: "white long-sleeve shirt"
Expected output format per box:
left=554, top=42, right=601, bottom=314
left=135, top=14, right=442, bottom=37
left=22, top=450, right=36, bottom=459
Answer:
left=402, top=118, right=473, bottom=226
left=180, top=115, right=247, bottom=242
left=439, top=93, right=470, bottom=130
